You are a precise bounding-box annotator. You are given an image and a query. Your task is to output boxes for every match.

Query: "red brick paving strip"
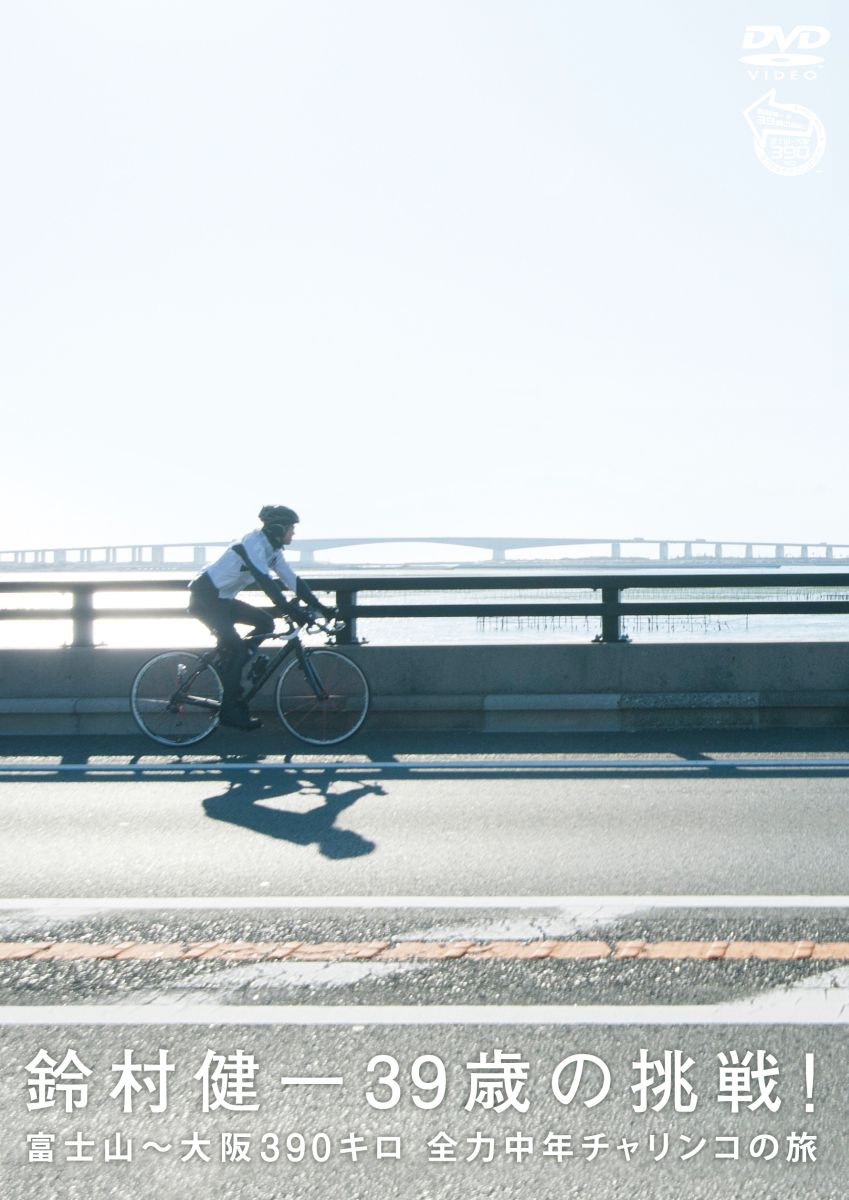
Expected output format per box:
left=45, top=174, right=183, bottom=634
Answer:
left=29, top=942, right=135, bottom=961
left=465, top=940, right=559, bottom=960
left=289, top=941, right=390, bottom=961
left=641, top=942, right=727, bottom=960
left=264, top=942, right=304, bottom=960
left=6, top=940, right=849, bottom=962
left=723, top=941, right=806, bottom=961
left=113, top=944, right=187, bottom=961
left=0, top=943, right=53, bottom=960
left=377, top=941, right=476, bottom=961
left=549, top=941, right=612, bottom=960
left=811, top=942, right=849, bottom=959
left=614, top=940, right=647, bottom=959
left=197, top=942, right=286, bottom=962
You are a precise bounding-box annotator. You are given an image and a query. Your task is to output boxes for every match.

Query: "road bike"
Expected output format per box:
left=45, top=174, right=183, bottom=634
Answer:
left=130, top=617, right=369, bottom=748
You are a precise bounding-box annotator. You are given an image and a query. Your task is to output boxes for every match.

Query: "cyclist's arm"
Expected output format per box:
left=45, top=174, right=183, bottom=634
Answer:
left=272, top=554, right=335, bottom=617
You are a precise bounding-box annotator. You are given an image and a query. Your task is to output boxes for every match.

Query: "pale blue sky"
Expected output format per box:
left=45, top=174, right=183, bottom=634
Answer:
left=1, top=1, right=839, bottom=550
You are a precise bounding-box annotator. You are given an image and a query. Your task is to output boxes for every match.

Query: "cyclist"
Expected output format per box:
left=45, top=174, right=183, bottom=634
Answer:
left=188, top=505, right=336, bottom=730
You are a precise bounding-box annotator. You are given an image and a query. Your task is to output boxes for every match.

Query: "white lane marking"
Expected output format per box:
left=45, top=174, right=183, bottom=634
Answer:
left=2, top=895, right=849, bottom=912
left=398, top=915, right=607, bottom=942
left=173, top=962, right=427, bottom=989
left=2, top=758, right=849, bottom=773
left=2, top=999, right=848, bottom=1025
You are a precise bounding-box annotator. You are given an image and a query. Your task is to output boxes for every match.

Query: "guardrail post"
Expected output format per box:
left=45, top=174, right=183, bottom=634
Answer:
left=597, top=586, right=626, bottom=643
left=70, top=587, right=96, bottom=648
left=335, top=588, right=358, bottom=645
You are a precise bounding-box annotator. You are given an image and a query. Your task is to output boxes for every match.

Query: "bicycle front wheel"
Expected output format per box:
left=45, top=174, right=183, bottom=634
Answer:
left=130, top=651, right=222, bottom=746
left=275, top=649, right=370, bottom=745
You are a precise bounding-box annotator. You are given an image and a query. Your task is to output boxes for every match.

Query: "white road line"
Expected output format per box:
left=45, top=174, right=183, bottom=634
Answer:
left=1, top=1000, right=847, bottom=1025
left=2, top=758, right=849, bottom=773
left=3, top=895, right=849, bottom=913
left=1, top=895, right=849, bottom=912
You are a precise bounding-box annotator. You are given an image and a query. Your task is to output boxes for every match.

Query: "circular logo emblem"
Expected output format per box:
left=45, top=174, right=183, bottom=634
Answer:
left=743, top=91, right=827, bottom=176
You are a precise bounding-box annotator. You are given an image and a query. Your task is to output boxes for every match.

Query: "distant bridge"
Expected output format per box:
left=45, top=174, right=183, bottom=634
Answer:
left=2, top=537, right=848, bottom=570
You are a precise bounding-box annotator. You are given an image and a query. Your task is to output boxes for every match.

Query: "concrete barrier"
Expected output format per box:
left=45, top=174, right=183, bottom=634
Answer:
left=0, top=644, right=847, bottom=734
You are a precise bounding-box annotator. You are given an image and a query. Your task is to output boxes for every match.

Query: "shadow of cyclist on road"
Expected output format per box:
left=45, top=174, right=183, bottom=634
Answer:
left=202, top=771, right=382, bottom=859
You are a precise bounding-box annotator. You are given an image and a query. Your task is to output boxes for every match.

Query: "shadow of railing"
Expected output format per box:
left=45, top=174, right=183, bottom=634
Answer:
left=2, top=729, right=849, bottom=782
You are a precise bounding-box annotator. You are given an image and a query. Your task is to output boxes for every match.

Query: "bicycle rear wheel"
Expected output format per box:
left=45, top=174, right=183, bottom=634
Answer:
left=275, top=649, right=369, bottom=745
left=130, top=651, right=222, bottom=746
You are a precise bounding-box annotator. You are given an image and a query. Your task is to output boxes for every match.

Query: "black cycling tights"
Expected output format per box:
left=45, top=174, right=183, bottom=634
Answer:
left=188, top=577, right=274, bottom=707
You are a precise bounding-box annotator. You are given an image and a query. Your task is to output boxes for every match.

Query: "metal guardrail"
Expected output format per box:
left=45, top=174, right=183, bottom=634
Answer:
left=2, top=571, right=849, bottom=647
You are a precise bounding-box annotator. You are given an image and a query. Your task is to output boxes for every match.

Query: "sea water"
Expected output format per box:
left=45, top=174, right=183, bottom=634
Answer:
left=2, top=573, right=849, bottom=648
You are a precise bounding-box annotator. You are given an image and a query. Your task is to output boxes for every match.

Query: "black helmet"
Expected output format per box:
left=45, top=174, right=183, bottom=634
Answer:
left=258, top=504, right=299, bottom=526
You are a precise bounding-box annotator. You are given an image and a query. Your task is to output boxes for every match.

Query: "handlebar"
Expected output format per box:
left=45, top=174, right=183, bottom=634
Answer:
left=265, top=613, right=346, bottom=640
left=304, top=614, right=346, bottom=636
left=242, top=613, right=345, bottom=655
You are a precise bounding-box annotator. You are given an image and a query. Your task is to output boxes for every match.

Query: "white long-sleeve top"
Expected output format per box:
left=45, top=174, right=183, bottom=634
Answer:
left=200, top=529, right=300, bottom=600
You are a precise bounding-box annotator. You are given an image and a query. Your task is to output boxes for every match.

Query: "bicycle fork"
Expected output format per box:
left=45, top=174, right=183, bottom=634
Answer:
left=296, top=646, right=328, bottom=701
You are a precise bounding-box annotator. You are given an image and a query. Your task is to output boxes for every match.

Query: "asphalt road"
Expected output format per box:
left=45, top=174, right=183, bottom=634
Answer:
left=2, top=731, right=849, bottom=896
left=0, top=1023, right=842, bottom=1200
left=3, top=731, right=849, bottom=1198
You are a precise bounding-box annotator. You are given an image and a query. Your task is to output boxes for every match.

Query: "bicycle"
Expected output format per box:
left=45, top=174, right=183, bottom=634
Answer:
left=130, top=617, right=369, bottom=748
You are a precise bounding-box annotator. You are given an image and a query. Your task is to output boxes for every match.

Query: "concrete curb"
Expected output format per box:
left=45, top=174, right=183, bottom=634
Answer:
left=2, top=689, right=849, bottom=735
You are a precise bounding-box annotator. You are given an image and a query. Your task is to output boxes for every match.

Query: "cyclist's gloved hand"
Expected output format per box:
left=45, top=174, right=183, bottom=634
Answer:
left=292, top=604, right=314, bottom=627
left=273, top=601, right=308, bottom=625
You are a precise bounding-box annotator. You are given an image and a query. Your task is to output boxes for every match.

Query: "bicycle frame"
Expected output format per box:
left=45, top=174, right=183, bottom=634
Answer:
left=239, top=630, right=322, bottom=704
left=165, top=623, right=335, bottom=715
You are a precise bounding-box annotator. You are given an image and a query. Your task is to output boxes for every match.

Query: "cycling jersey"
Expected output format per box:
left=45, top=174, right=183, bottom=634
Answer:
left=200, top=528, right=299, bottom=600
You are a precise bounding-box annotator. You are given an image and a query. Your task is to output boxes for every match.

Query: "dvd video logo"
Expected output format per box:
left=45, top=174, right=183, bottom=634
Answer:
left=740, top=25, right=830, bottom=67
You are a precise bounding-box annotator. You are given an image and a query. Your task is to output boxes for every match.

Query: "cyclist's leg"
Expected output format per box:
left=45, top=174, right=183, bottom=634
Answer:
left=221, top=602, right=275, bottom=717
left=228, top=599, right=275, bottom=641
left=189, top=589, right=250, bottom=716
left=189, top=587, right=274, bottom=728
